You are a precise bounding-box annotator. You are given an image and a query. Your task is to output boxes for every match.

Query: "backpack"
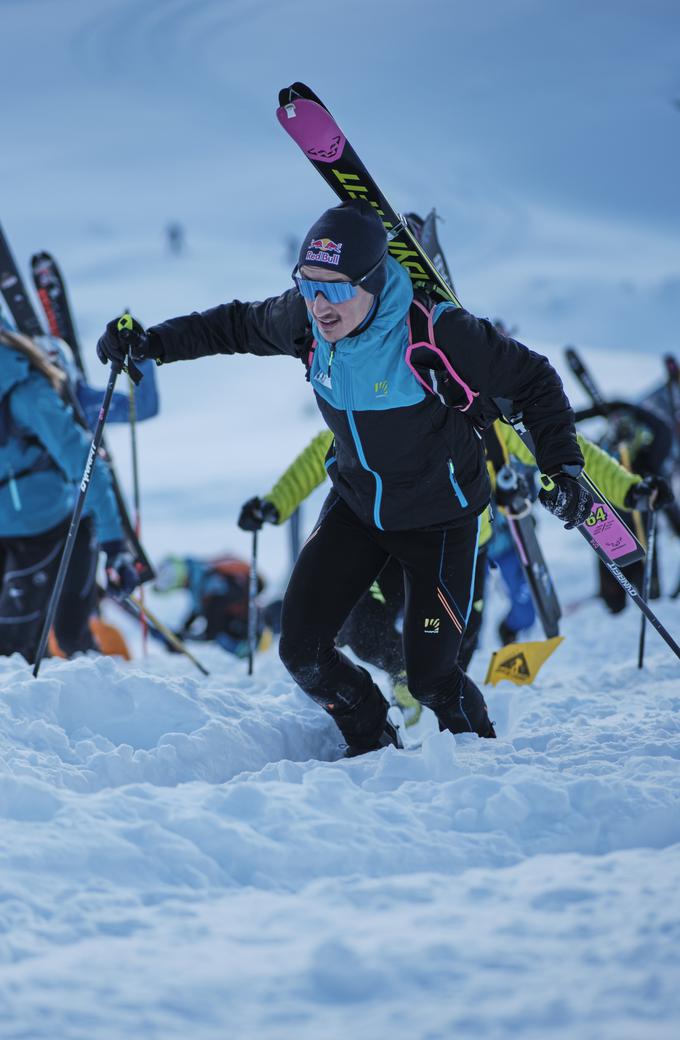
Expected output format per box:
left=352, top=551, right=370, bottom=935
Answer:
left=302, top=290, right=511, bottom=432
left=404, top=293, right=504, bottom=431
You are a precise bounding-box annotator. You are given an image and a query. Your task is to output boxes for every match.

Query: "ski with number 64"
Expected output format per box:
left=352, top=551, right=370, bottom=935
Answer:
left=276, top=83, right=680, bottom=663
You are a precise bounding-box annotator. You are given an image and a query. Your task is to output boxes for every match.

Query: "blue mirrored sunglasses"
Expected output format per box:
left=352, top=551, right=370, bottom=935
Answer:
left=292, top=249, right=387, bottom=304
left=292, top=272, right=357, bottom=303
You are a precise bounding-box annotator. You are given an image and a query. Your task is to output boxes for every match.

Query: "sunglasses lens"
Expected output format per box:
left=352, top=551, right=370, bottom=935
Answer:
left=294, top=276, right=356, bottom=303
left=322, top=281, right=356, bottom=303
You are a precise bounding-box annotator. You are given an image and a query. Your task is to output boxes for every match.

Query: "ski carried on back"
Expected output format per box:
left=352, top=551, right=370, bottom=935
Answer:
left=31, top=251, right=88, bottom=376
left=276, top=83, right=680, bottom=663
left=0, top=223, right=44, bottom=337
left=404, top=210, right=456, bottom=294
left=277, top=83, right=459, bottom=305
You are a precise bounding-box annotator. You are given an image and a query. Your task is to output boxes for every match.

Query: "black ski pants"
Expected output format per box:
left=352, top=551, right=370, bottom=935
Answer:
left=279, top=492, right=491, bottom=744
left=337, top=545, right=488, bottom=680
left=0, top=516, right=99, bottom=664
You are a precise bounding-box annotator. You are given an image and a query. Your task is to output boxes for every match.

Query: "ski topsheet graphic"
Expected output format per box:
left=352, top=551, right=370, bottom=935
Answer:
left=277, top=83, right=460, bottom=305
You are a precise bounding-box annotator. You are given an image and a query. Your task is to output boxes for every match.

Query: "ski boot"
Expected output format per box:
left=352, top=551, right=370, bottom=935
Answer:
left=344, top=716, right=403, bottom=758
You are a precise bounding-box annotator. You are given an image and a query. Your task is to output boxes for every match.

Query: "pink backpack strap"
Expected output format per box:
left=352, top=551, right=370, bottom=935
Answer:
left=405, top=299, right=478, bottom=412
left=307, top=338, right=318, bottom=371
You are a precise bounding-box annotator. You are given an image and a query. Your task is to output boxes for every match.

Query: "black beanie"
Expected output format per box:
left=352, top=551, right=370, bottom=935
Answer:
left=298, top=199, right=388, bottom=295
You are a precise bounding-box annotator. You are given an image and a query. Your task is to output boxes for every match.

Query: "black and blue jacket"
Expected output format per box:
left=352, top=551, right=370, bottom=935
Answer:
left=150, top=258, right=582, bottom=531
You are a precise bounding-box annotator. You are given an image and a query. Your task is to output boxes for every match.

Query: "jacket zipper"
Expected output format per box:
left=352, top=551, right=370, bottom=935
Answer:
left=8, top=466, right=22, bottom=511
left=335, top=351, right=384, bottom=530
left=447, top=458, right=468, bottom=508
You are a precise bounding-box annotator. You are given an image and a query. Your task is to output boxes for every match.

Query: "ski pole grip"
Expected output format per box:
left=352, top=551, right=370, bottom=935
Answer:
left=116, top=312, right=144, bottom=385
left=539, top=473, right=557, bottom=498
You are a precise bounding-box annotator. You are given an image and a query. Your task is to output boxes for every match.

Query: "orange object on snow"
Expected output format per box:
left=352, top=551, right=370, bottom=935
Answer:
left=48, top=617, right=132, bottom=661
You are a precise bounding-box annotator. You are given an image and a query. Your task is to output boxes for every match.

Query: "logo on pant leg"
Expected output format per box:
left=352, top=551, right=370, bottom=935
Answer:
left=423, top=617, right=440, bottom=634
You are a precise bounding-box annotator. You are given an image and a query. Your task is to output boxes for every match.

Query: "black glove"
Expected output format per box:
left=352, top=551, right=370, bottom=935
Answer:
left=237, top=496, right=279, bottom=532
left=96, top=315, right=156, bottom=366
left=624, top=475, right=674, bottom=512
left=102, top=540, right=141, bottom=596
left=539, top=473, right=594, bottom=530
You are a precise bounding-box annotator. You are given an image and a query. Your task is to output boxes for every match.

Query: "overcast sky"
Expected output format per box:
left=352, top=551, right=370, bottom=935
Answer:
left=2, top=0, right=679, bottom=351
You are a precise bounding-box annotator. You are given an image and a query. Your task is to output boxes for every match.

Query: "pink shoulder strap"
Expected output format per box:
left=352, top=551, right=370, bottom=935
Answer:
left=405, top=299, right=478, bottom=412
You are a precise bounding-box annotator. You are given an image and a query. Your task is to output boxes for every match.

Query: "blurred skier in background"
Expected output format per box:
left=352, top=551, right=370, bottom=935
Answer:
left=153, top=553, right=277, bottom=657
left=0, top=320, right=140, bottom=663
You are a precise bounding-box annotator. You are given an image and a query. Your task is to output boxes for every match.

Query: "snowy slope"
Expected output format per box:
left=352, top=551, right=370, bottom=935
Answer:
left=1, top=585, right=679, bottom=1039
left=1, top=1, right=680, bottom=1037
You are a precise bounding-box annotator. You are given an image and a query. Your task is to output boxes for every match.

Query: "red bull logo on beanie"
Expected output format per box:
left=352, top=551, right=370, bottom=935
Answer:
left=305, top=237, right=343, bottom=266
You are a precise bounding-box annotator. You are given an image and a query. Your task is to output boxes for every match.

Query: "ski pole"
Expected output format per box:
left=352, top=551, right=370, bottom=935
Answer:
left=637, top=510, right=657, bottom=669
left=539, top=477, right=680, bottom=663
left=126, top=595, right=210, bottom=677
left=33, top=357, right=124, bottom=677
left=289, top=506, right=302, bottom=565
left=128, top=369, right=148, bottom=656
left=247, top=530, right=259, bottom=676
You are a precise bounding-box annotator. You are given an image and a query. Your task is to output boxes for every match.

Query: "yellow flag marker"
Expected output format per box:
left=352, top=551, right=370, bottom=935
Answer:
left=484, top=636, right=564, bottom=687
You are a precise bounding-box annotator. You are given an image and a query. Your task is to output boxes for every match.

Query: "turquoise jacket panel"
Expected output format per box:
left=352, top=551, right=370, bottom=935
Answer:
left=308, top=257, right=425, bottom=413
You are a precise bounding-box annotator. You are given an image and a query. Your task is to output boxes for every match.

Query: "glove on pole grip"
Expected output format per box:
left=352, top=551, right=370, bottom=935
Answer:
left=117, top=313, right=144, bottom=385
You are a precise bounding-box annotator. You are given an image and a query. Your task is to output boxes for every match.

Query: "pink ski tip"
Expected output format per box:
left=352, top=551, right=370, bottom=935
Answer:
left=276, top=99, right=346, bottom=164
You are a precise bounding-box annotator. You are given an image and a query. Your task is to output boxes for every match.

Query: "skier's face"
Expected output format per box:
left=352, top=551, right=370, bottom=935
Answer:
left=299, top=265, right=374, bottom=342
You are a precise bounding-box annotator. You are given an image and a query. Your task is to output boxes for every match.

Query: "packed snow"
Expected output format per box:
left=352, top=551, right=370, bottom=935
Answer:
left=1, top=571, right=680, bottom=1038
left=2, top=1, right=680, bottom=1037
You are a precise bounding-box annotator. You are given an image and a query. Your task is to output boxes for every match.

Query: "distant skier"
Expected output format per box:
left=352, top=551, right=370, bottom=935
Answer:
left=98, top=199, right=593, bottom=755
left=0, top=321, right=140, bottom=663
left=166, top=222, right=185, bottom=256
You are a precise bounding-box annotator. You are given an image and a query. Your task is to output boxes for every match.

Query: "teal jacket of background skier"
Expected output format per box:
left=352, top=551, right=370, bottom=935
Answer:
left=0, top=338, right=123, bottom=542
